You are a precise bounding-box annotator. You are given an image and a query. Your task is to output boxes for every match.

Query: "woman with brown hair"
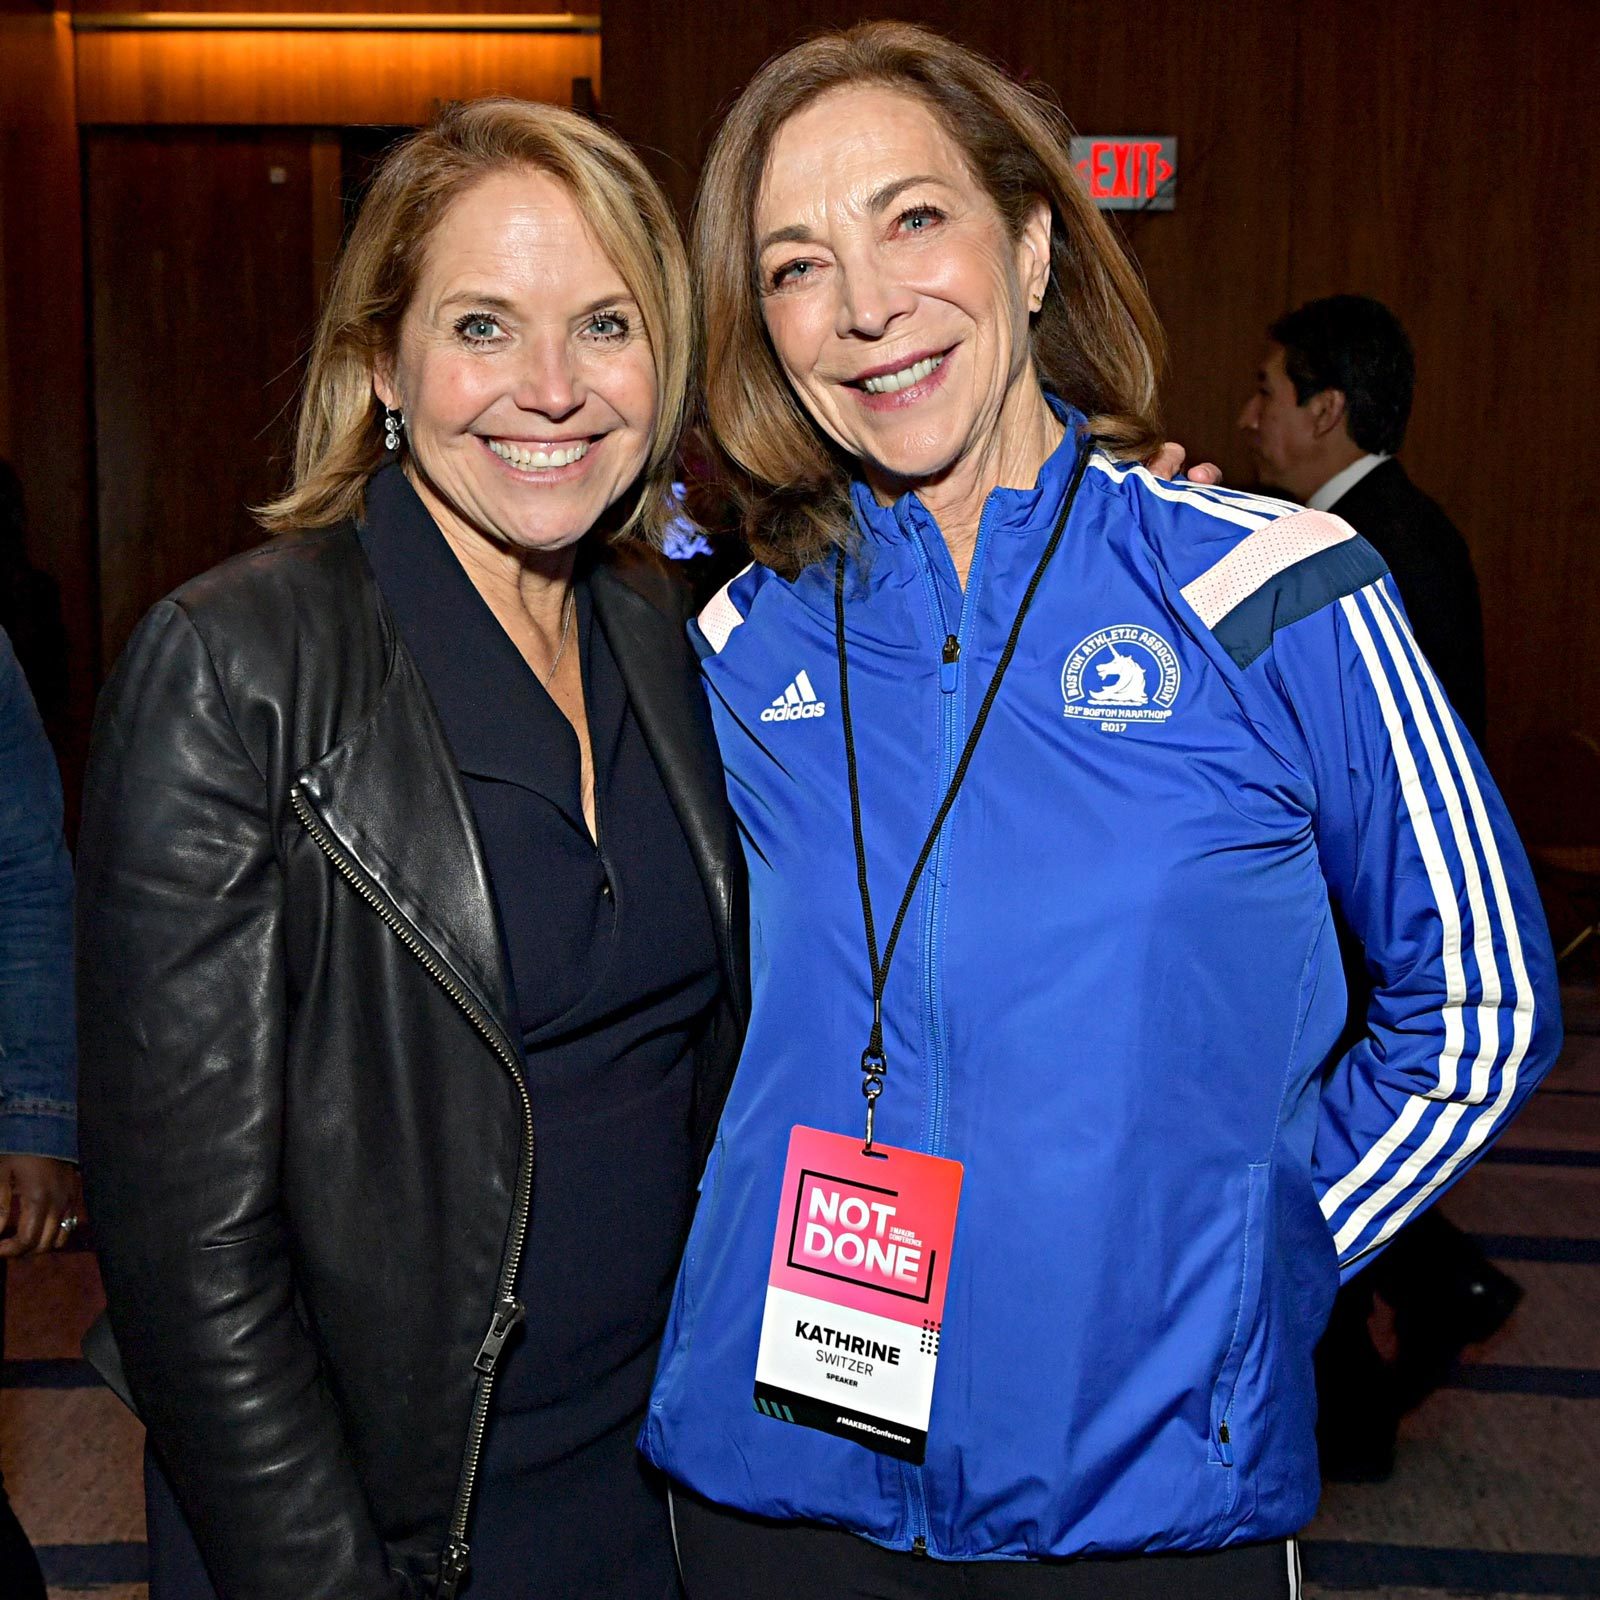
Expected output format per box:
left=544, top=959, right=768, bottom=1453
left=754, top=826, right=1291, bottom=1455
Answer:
left=77, top=99, right=745, bottom=1600
left=642, top=23, right=1559, bottom=1598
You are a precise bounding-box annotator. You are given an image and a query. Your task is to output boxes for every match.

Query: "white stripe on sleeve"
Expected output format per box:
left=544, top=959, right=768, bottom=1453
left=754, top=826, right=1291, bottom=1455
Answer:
left=1325, top=583, right=1504, bottom=1257
left=1356, top=579, right=1536, bottom=1249
left=1318, top=586, right=1467, bottom=1235
left=1089, top=455, right=1278, bottom=532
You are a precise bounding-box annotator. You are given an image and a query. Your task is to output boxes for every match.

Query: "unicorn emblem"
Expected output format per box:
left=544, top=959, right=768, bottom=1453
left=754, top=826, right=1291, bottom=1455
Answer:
left=1086, top=645, right=1149, bottom=706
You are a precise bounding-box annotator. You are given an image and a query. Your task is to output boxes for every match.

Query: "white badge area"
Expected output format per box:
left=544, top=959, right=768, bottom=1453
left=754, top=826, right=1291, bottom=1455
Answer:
left=755, top=1284, right=935, bottom=1447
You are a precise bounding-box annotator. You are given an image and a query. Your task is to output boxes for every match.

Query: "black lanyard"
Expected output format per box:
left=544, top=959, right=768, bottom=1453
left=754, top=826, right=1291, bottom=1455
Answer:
left=833, top=437, right=1092, bottom=1152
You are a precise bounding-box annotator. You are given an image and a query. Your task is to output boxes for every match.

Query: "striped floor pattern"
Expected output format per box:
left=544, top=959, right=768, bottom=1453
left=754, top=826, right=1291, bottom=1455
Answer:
left=5, top=988, right=1597, bottom=1599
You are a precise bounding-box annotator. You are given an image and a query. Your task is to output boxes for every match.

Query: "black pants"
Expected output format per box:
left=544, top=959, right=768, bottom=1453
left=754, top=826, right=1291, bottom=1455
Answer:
left=672, top=1493, right=1299, bottom=1600
left=0, top=1482, right=44, bottom=1600
left=145, top=1444, right=222, bottom=1600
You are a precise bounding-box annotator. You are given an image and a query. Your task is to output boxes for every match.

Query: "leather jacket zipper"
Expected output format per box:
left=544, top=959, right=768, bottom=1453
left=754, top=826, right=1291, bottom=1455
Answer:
left=290, top=786, right=534, bottom=1600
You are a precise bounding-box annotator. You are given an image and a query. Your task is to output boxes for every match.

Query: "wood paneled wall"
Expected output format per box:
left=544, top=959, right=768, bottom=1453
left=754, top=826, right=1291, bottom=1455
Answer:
left=0, top=2, right=96, bottom=789
left=601, top=0, right=1598, bottom=818
left=86, top=130, right=322, bottom=662
left=5, top=0, right=1594, bottom=827
left=1279, top=0, right=1599, bottom=819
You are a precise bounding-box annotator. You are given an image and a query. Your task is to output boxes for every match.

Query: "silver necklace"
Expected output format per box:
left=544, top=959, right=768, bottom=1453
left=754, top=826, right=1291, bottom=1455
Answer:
left=542, top=586, right=575, bottom=686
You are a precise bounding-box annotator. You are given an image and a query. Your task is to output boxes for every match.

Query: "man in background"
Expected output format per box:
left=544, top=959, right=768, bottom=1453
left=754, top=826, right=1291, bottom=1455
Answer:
left=1239, top=293, right=1486, bottom=740
left=1239, top=296, right=1514, bottom=1481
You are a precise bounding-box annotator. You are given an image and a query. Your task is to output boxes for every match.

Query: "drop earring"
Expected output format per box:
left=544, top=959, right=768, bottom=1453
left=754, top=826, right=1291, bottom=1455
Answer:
left=384, top=407, right=403, bottom=452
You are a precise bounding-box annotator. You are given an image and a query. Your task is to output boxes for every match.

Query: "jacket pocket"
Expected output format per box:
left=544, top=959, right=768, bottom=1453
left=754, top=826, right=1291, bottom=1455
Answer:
left=1209, top=1161, right=1269, bottom=1468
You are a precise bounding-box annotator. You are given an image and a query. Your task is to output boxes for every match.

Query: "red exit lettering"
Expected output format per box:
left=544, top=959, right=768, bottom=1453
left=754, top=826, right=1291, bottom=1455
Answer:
left=1075, top=141, right=1174, bottom=200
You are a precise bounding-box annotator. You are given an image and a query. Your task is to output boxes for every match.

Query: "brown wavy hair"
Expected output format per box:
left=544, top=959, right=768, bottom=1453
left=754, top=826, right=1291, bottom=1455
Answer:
left=259, top=98, right=691, bottom=545
left=692, top=22, right=1166, bottom=575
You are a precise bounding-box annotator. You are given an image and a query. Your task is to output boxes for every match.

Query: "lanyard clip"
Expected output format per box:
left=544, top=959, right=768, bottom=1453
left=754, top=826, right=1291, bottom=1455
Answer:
left=860, top=1048, right=887, bottom=1154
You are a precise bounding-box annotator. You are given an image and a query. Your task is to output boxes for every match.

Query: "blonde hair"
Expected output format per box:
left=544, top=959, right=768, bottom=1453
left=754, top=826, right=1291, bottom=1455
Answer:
left=692, top=22, right=1166, bottom=575
left=259, top=98, right=691, bottom=545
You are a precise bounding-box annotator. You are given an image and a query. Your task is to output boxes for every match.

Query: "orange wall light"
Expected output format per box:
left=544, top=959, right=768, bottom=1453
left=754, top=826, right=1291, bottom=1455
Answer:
left=74, top=13, right=602, bottom=125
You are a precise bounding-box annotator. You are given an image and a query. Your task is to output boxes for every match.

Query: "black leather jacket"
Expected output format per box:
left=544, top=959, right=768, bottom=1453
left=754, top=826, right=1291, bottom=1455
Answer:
left=76, top=523, right=747, bottom=1600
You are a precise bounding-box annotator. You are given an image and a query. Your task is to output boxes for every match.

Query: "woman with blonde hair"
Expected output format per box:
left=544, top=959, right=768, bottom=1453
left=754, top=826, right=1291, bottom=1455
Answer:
left=643, top=23, right=1559, bottom=1597
left=77, top=98, right=744, bottom=1600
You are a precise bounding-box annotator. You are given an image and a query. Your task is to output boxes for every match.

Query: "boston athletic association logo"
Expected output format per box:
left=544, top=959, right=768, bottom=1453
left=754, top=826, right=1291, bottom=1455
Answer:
left=1061, top=625, right=1181, bottom=732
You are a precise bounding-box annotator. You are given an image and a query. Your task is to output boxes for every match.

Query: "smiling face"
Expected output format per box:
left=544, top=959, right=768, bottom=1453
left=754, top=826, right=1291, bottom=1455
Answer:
left=753, top=85, right=1053, bottom=499
left=376, top=167, right=657, bottom=564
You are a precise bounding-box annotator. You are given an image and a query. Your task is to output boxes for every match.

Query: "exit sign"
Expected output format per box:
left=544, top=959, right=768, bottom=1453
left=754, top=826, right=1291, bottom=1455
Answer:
left=1070, top=137, right=1177, bottom=211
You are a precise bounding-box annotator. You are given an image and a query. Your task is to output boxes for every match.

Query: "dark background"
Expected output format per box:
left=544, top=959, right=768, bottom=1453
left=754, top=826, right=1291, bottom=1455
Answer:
left=1, top=0, right=1595, bottom=851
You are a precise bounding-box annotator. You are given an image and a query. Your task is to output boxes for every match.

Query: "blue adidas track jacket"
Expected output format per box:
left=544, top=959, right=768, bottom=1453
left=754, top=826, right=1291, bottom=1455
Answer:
left=643, top=414, right=1561, bottom=1559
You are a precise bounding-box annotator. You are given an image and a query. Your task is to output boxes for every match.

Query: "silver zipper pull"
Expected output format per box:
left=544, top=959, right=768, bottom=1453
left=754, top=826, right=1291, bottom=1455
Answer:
left=473, top=1295, right=526, bottom=1375
left=437, top=1538, right=471, bottom=1598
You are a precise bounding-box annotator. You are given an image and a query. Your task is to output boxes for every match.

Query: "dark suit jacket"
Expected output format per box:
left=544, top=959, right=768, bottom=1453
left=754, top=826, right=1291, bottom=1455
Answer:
left=1330, top=458, right=1486, bottom=743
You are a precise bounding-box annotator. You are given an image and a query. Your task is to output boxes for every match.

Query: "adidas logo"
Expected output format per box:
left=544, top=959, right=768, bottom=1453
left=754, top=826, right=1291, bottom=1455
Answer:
left=760, top=668, right=827, bottom=722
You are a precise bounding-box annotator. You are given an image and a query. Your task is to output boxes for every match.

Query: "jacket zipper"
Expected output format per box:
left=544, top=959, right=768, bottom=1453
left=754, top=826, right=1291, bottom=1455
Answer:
left=289, top=787, right=534, bottom=1600
left=905, top=532, right=951, bottom=1173
left=905, top=504, right=995, bottom=1163
left=899, top=501, right=996, bottom=1557
left=926, top=504, right=994, bottom=1161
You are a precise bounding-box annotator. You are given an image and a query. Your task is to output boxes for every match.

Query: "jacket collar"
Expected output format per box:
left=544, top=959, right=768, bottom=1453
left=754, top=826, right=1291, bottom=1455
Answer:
left=294, top=635, right=521, bottom=1055
left=1308, top=451, right=1391, bottom=513
left=848, top=395, right=1089, bottom=555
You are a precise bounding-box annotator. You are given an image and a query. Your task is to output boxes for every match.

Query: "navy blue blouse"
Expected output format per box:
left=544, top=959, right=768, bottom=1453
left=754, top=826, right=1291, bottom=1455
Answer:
left=361, top=466, right=718, bottom=1598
